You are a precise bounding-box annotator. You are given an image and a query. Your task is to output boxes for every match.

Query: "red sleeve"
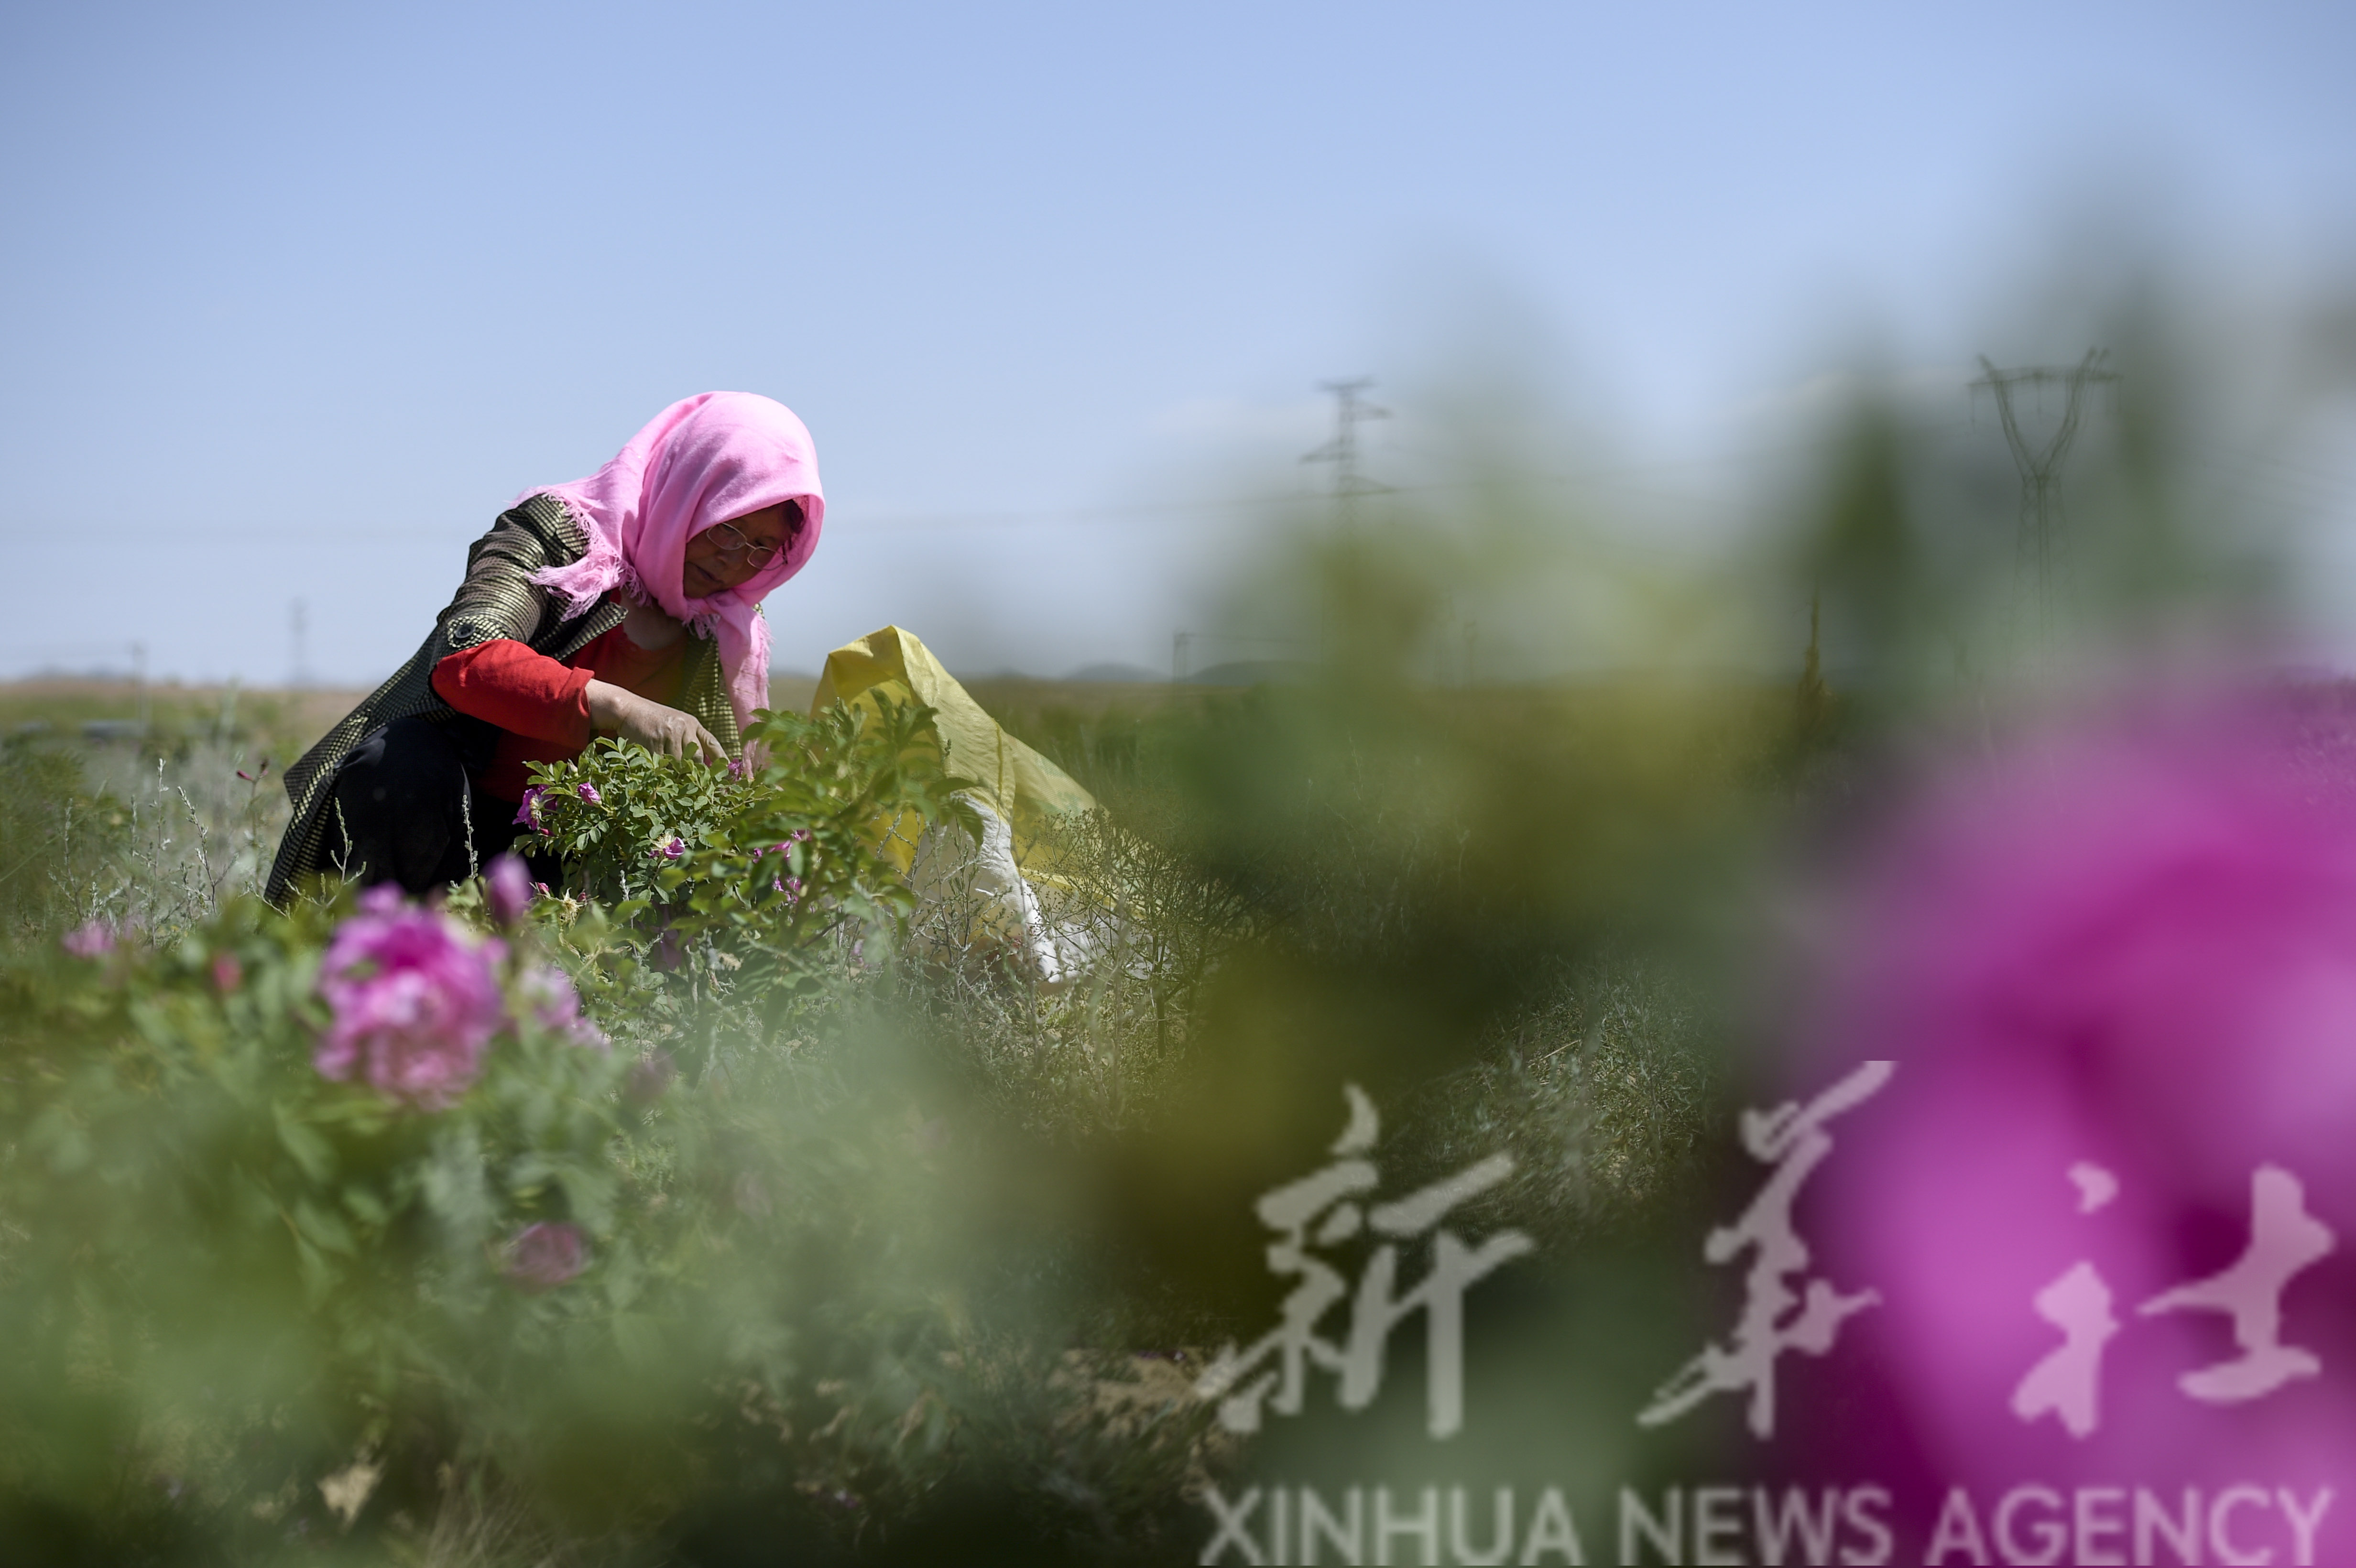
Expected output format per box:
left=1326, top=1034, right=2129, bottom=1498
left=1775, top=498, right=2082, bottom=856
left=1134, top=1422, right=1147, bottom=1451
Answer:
left=432, top=640, right=595, bottom=750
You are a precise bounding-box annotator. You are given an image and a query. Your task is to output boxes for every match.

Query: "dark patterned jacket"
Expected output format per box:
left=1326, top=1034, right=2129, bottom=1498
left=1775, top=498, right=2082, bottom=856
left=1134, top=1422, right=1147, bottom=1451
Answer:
left=265, top=494, right=742, bottom=905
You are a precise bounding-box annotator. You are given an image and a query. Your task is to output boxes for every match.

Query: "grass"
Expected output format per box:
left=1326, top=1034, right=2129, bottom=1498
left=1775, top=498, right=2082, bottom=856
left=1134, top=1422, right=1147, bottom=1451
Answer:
left=0, top=681, right=308, bottom=945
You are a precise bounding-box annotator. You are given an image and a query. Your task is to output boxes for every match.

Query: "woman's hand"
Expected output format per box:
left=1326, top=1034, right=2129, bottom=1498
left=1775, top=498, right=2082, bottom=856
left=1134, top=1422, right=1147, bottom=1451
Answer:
left=584, top=680, right=727, bottom=765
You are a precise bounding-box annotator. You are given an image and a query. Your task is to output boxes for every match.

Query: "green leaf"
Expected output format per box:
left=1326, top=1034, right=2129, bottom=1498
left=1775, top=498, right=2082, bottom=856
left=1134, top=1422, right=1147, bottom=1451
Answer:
left=275, top=1108, right=335, bottom=1183
left=340, top=1183, right=390, bottom=1227
left=294, top=1196, right=356, bottom=1255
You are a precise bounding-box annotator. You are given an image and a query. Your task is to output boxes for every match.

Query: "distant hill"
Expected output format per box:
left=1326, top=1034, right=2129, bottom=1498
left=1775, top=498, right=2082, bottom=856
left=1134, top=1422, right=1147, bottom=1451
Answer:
left=1062, top=662, right=1167, bottom=684
left=1186, top=660, right=1313, bottom=687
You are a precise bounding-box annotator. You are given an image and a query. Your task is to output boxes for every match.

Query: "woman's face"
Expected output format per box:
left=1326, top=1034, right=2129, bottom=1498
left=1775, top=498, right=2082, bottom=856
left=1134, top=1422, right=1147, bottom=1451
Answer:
left=681, top=501, right=800, bottom=599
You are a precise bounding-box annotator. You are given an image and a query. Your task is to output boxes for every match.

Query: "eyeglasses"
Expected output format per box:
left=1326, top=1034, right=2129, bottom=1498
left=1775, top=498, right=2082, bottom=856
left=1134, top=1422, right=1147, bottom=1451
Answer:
left=703, top=521, right=782, bottom=570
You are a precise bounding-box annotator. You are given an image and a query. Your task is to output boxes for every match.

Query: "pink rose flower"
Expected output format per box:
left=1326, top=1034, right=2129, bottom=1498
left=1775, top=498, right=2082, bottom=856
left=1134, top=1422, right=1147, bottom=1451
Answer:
left=316, top=885, right=508, bottom=1110
left=513, top=784, right=549, bottom=832
left=211, top=952, right=243, bottom=992
left=516, top=962, right=607, bottom=1050
left=575, top=782, right=601, bottom=805
left=483, top=853, right=532, bottom=928
left=503, top=1221, right=587, bottom=1292
left=1787, top=700, right=2356, bottom=1503
left=61, top=920, right=114, bottom=958
left=654, top=836, right=685, bottom=862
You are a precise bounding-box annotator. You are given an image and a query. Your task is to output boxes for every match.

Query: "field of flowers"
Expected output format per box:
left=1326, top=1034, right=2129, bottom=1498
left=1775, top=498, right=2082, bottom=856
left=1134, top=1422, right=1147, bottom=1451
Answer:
left=0, top=623, right=1773, bottom=1567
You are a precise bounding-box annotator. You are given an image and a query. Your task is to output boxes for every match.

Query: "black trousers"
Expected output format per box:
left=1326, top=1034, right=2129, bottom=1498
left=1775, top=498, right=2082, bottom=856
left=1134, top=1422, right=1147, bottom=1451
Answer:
left=329, top=715, right=552, bottom=895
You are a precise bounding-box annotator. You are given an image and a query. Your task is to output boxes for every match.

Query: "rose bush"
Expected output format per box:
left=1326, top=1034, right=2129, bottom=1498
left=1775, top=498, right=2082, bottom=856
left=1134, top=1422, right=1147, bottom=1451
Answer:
left=0, top=711, right=1061, bottom=1560
left=517, top=694, right=979, bottom=1009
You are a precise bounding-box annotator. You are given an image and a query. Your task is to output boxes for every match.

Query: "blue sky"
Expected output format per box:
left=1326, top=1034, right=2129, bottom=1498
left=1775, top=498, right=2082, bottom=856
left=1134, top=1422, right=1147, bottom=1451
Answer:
left=2, top=1, right=2351, bottom=683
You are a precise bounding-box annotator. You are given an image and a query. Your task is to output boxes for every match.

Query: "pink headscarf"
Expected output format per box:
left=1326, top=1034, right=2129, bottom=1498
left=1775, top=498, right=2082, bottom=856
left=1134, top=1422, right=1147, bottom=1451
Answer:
left=522, top=392, right=825, bottom=734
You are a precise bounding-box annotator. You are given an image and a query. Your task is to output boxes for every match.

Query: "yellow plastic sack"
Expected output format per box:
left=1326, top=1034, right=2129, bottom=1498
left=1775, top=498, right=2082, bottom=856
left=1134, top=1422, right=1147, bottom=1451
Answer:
left=809, top=625, right=1097, bottom=874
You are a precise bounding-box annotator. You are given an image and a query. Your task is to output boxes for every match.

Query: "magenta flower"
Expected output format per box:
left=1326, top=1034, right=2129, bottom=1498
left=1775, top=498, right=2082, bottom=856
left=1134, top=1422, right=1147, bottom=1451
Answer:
left=726, top=755, right=746, bottom=780
left=575, top=782, right=601, bottom=805
left=60, top=920, right=115, bottom=958
left=516, top=961, right=608, bottom=1050
left=483, top=853, right=532, bottom=928
left=513, top=784, right=549, bottom=832
left=1789, top=700, right=2356, bottom=1499
left=503, top=1221, right=587, bottom=1292
left=654, top=836, right=685, bottom=862
left=315, top=885, right=508, bottom=1110
left=211, top=951, right=243, bottom=992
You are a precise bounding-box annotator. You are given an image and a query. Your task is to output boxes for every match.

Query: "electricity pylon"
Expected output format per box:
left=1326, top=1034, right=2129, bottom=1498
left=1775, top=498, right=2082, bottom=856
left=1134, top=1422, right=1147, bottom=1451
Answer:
left=1303, top=377, right=1390, bottom=528
left=1972, top=348, right=2117, bottom=657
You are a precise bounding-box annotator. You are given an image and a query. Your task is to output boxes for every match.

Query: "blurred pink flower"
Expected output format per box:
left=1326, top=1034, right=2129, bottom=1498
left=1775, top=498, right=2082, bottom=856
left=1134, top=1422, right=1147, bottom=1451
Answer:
left=60, top=920, right=114, bottom=958
left=575, top=782, right=601, bottom=805
left=516, top=961, right=607, bottom=1050
left=503, top=1221, right=587, bottom=1292
left=315, top=886, right=508, bottom=1110
left=625, top=1050, right=677, bottom=1105
left=1794, top=703, right=2356, bottom=1497
left=483, top=853, right=532, bottom=927
left=211, top=952, right=243, bottom=993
